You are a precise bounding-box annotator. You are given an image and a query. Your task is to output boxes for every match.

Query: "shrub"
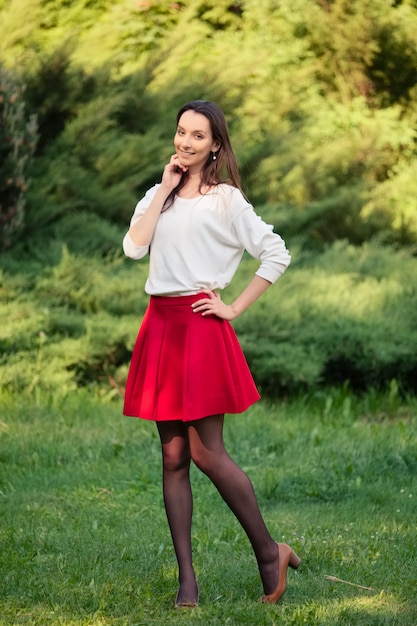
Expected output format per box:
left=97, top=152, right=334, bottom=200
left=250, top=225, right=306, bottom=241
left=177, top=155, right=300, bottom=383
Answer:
left=233, top=241, right=417, bottom=395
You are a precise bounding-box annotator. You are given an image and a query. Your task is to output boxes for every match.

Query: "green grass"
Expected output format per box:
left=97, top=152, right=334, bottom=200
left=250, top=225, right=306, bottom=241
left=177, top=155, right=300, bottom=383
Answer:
left=0, top=387, right=416, bottom=625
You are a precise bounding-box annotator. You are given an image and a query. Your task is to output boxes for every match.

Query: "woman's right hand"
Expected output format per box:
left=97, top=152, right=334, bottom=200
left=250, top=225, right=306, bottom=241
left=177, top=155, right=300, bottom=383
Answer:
left=127, top=155, right=188, bottom=248
left=161, top=154, right=188, bottom=191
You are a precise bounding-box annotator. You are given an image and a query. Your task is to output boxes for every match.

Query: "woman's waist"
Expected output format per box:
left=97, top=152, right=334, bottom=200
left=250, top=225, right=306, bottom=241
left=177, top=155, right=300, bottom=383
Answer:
left=149, top=293, right=208, bottom=307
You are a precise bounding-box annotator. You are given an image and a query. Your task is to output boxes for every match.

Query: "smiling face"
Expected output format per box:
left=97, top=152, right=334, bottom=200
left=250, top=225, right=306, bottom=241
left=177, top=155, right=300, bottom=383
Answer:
left=174, top=110, right=220, bottom=175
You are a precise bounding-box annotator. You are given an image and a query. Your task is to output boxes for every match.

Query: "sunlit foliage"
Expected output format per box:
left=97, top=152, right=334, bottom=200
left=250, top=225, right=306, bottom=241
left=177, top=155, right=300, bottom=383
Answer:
left=1, top=0, right=417, bottom=394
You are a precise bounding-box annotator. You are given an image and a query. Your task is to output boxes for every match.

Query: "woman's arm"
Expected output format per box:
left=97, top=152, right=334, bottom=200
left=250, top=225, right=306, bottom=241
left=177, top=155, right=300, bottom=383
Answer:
left=128, top=155, right=186, bottom=247
left=128, top=184, right=172, bottom=247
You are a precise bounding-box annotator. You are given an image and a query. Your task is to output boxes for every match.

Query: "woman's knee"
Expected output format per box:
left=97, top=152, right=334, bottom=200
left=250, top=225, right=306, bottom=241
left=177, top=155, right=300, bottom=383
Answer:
left=190, top=444, right=223, bottom=476
left=161, top=442, right=191, bottom=473
left=157, top=422, right=191, bottom=473
left=188, top=414, right=226, bottom=474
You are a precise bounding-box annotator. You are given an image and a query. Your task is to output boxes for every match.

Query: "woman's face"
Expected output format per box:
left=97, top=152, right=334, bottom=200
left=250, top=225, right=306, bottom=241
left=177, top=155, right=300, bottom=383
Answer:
left=174, top=110, right=220, bottom=174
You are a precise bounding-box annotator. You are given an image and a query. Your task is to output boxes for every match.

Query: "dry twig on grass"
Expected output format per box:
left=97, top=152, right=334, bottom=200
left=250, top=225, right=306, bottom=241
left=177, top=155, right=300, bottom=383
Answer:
left=324, top=575, right=376, bottom=592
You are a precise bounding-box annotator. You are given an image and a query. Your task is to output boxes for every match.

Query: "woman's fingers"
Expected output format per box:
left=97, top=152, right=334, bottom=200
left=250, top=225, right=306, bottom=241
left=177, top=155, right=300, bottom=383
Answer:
left=191, top=292, right=235, bottom=320
left=191, top=290, right=218, bottom=309
left=170, top=154, right=188, bottom=172
left=161, top=155, right=187, bottom=188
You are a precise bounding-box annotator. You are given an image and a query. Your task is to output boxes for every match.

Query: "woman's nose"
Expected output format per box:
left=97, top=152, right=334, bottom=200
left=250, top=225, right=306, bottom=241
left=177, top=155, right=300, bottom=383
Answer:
left=181, top=134, right=192, bottom=146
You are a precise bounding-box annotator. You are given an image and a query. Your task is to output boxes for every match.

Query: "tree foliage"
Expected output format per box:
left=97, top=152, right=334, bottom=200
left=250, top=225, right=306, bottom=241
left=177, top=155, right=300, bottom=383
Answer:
left=1, top=0, right=417, bottom=395
left=1, top=0, right=416, bottom=248
left=0, top=64, right=37, bottom=250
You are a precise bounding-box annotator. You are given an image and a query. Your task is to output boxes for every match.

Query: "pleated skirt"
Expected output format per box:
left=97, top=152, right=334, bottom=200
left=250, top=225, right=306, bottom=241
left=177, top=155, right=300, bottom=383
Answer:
left=123, top=294, right=260, bottom=422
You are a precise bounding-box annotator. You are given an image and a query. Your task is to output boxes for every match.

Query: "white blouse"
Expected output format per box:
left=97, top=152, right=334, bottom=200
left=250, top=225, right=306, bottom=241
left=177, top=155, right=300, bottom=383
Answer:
left=123, top=183, right=291, bottom=296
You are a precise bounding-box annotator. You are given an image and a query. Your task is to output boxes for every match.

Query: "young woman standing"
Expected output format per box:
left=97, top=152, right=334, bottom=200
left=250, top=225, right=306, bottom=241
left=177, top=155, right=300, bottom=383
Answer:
left=123, top=100, right=300, bottom=608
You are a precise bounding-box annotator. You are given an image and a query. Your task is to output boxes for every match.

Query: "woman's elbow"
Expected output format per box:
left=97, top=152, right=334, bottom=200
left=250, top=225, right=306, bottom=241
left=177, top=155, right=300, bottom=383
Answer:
left=122, top=233, right=149, bottom=260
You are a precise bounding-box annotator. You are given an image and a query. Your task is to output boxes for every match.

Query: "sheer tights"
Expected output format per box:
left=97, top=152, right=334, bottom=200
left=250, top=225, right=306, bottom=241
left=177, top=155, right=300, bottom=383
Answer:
left=157, top=415, right=279, bottom=604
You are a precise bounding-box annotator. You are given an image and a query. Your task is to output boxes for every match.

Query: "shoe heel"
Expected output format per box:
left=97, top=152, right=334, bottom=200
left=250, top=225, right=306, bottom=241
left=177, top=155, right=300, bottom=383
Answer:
left=289, top=550, right=301, bottom=570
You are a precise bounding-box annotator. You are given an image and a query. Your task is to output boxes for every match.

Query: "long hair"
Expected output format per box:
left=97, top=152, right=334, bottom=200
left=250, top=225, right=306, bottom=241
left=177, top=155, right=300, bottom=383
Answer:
left=164, top=100, right=241, bottom=210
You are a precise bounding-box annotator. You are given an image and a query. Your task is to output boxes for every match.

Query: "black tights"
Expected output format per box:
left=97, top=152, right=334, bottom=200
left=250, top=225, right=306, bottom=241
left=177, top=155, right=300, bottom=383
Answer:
left=157, top=415, right=278, bottom=603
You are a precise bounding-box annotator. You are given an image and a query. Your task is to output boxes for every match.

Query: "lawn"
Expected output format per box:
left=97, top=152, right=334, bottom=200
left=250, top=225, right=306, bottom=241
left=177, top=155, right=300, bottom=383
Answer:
left=1, top=387, right=416, bottom=625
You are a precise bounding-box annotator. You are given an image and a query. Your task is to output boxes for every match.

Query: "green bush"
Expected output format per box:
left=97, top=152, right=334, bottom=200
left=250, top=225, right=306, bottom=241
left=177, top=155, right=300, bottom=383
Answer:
left=233, top=241, right=417, bottom=395
left=2, top=238, right=417, bottom=397
left=0, top=246, right=149, bottom=393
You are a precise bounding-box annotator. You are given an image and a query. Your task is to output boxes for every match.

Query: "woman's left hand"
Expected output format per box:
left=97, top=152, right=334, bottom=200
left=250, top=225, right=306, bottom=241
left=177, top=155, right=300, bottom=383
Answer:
left=191, top=290, right=237, bottom=321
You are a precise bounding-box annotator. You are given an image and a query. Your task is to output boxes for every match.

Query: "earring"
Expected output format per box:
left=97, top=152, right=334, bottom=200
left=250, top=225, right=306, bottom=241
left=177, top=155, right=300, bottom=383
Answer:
left=212, top=151, right=217, bottom=160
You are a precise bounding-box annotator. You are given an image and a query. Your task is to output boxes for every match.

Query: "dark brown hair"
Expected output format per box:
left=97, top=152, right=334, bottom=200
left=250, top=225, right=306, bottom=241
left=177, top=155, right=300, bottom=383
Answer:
left=164, top=100, right=241, bottom=210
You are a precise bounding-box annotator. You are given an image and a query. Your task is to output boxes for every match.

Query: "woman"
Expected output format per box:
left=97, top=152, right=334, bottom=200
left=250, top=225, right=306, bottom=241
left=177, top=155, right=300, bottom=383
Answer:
left=123, top=100, right=300, bottom=607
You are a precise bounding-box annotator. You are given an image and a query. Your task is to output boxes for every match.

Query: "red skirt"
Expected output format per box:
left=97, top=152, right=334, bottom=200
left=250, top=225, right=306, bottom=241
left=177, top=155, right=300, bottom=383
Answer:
left=123, top=294, right=260, bottom=422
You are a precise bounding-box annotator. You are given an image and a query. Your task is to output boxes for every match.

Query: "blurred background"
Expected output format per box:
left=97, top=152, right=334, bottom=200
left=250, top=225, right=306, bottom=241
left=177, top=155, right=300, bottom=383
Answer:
left=1, top=0, right=417, bottom=399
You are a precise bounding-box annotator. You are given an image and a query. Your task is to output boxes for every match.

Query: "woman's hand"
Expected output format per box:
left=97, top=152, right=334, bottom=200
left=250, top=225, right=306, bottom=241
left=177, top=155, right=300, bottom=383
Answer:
left=191, top=290, right=238, bottom=321
left=161, top=154, right=188, bottom=192
left=191, top=278, right=272, bottom=321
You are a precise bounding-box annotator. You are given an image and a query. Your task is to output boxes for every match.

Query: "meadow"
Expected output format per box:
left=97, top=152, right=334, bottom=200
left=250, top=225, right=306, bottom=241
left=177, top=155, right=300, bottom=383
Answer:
left=1, top=387, right=416, bottom=625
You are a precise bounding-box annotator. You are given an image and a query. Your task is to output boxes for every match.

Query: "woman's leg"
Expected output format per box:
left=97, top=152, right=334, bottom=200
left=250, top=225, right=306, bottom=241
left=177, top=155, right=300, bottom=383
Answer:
left=157, top=421, right=198, bottom=605
left=187, top=415, right=279, bottom=595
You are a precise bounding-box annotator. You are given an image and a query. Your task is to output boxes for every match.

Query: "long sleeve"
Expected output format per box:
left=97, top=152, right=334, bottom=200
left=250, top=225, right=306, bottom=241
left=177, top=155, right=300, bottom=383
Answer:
left=231, top=204, right=291, bottom=284
left=122, top=185, right=159, bottom=259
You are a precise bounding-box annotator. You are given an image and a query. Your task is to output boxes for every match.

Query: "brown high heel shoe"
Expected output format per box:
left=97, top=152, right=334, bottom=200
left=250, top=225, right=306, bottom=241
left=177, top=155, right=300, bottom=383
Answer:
left=260, top=542, right=301, bottom=604
left=174, top=599, right=198, bottom=609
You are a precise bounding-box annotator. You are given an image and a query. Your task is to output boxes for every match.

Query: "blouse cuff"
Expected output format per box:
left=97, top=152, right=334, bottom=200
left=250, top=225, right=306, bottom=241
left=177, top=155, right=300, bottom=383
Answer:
left=256, top=262, right=289, bottom=284
left=123, top=232, right=149, bottom=260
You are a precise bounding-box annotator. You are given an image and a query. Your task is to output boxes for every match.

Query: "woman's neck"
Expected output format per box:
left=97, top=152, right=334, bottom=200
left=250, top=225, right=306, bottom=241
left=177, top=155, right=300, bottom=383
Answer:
left=179, top=174, right=205, bottom=198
